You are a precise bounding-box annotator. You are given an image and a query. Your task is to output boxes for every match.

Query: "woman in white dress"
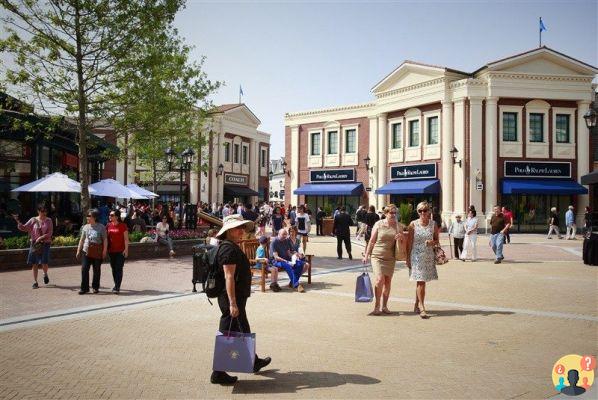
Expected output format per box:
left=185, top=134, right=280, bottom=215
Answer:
left=405, top=201, right=439, bottom=319
left=460, top=209, right=478, bottom=261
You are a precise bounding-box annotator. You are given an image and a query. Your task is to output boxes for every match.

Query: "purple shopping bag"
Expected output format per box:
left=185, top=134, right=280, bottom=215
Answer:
left=355, top=271, right=373, bottom=302
left=213, top=330, right=256, bottom=373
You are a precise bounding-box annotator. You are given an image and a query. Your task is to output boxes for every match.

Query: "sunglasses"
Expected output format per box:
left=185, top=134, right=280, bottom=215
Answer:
left=86, top=215, right=92, bottom=218
left=109, top=213, right=116, bottom=217
left=417, top=209, right=429, bottom=214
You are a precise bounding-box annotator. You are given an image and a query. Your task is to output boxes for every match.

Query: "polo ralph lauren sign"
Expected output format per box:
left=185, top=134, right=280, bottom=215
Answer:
left=504, top=161, right=571, bottom=179
left=310, top=169, right=355, bottom=183
left=224, top=174, right=249, bottom=186
left=390, top=163, right=437, bottom=181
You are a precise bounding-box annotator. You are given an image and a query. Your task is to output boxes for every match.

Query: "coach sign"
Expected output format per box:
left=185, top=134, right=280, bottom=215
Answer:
left=390, top=163, right=437, bottom=181
left=504, top=161, right=571, bottom=179
left=310, top=169, right=355, bottom=183
left=224, top=173, right=249, bottom=186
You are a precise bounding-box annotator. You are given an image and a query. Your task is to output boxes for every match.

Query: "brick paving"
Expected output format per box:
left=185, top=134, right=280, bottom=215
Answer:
left=0, top=233, right=596, bottom=399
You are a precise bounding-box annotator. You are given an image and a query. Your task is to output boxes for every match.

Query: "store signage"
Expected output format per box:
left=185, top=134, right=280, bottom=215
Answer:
left=390, top=163, right=437, bottom=181
left=310, top=169, right=355, bottom=183
left=504, top=161, right=571, bottom=179
left=224, top=173, right=248, bottom=186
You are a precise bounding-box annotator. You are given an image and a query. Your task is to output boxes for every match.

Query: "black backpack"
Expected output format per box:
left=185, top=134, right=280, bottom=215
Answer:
left=198, top=240, right=237, bottom=302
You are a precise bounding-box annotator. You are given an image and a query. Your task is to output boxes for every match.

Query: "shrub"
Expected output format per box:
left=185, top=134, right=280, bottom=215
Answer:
left=52, top=236, right=79, bottom=247
left=2, top=235, right=30, bottom=250
left=128, top=231, right=147, bottom=243
left=398, top=203, right=412, bottom=227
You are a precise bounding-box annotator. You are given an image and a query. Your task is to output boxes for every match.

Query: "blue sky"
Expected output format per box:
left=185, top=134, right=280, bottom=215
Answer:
left=174, top=0, right=598, bottom=159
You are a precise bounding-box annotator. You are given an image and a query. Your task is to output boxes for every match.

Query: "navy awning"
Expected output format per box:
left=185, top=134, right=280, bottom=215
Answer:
left=224, top=186, right=259, bottom=197
left=375, top=179, right=440, bottom=194
left=501, top=179, right=588, bottom=195
left=294, top=183, right=364, bottom=196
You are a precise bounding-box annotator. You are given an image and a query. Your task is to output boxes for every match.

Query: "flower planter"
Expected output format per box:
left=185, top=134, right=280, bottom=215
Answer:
left=0, top=239, right=204, bottom=271
left=322, top=218, right=334, bottom=236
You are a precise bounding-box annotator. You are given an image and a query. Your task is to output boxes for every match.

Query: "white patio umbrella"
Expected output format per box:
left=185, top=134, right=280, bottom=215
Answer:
left=11, top=172, right=82, bottom=193
left=89, top=179, right=146, bottom=199
left=125, top=183, right=159, bottom=199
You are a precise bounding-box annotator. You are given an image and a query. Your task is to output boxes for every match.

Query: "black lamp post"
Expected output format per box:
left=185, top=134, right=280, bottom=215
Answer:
left=450, top=146, right=462, bottom=168
left=584, top=108, right=597, bottom=130
left=165, top=146, right=195, bottom=224
left=363, top=155, right=371, bottom=171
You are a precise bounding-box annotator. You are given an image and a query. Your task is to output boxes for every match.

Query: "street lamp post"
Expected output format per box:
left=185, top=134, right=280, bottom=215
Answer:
left=165, top=147, right=195, bottom=226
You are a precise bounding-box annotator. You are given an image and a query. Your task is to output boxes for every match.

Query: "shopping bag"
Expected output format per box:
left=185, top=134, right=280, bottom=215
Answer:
left=355, top=271, right=373, bottom=302
left=212, top=330, right=256, bottom=373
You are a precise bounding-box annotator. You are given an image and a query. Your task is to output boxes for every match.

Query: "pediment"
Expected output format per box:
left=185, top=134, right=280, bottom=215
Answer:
left=372, top=63, right=449, bottom=94
left=219, top=104, right=261, bottom=127
left=484, top=48, right=597, bottom=76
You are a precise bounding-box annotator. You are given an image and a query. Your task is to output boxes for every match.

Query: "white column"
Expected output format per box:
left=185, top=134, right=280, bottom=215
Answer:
left=190, top=168, right=199, bottom=204
left=377, top=113, right=388, bottom=210
left=212, top=121, right=224, bottom=204
left=485, top=97, right=499, bottom=215
left=290, top=125, right=300, bottom=206
left=577, top=100, right=591, bottom=226
left=441, top=100, right=453, bottom=221
left=453, top=99, right=466, bottom=214
left=368, top=115, right=379, bottom=208
left=249, top=138, right=258, bottom=205
left=469, top=97, right=484, bottom=212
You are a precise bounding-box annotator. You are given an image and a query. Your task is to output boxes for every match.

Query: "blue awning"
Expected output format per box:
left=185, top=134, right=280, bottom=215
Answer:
left=501, top=179, right=588, bottom=195
left=294, top=183, right=364, bottom=196
left=375, top=179, right=440, bottom=194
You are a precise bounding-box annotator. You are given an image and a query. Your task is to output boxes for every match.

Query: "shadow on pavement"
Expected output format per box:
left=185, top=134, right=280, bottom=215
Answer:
left=233, top=369, right=381, bottom=394
left=48, top=285, right=179, bottom=297
left=304, top=281, right=342, bottom=291
left=427, top=309, right=515, bottom=317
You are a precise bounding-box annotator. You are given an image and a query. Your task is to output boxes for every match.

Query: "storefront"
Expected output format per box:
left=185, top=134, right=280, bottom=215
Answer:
left=500, top=161, right=587, bottom=232
left=376, top=163, right=441, bottom=211
left=223, top=173, right=258, bottom=205
left=294, top=169, right=365, bottom=216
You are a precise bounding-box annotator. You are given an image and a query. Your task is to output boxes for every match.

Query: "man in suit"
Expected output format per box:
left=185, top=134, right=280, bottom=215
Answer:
left=333, top=206, right=353, bottom=260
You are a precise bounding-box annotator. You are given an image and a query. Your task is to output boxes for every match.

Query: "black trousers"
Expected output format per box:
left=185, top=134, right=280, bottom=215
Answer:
left=453, top=237, right=464, bottom=258
left=337, top=235, right=352, bottom=258
left=109, top=252, right=125, bottom=290
left=81, top=254, right=102, bottom=291
left=316, top=222, right=323, bottom=236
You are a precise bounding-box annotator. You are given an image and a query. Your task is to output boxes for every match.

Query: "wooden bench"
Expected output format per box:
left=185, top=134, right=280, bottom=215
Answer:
left=240, top=238, right=312, bottom=292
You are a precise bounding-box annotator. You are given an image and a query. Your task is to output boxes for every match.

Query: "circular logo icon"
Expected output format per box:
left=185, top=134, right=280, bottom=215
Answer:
left=552, top=354, right=595, bottom=396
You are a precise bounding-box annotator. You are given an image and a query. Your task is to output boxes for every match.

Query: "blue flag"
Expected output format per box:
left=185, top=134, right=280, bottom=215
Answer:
left=539, top=18, right=547, bottom=32
left=239, top=85, right=244, bottom=96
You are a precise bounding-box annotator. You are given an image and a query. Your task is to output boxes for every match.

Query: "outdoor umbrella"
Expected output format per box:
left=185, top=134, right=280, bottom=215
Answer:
left=11, top=172, right=82, bottom=193
left=125, top=183, right=159, bottom=199
left=89, top=179, right=146, bottom=199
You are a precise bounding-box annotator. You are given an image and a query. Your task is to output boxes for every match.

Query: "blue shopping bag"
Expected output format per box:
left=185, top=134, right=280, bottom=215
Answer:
left=355, top=270, right=373, bottom=302
left=213, top=330, right=256, bottom=373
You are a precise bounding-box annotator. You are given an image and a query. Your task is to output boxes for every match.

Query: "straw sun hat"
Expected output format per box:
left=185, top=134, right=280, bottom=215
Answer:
left=216, top=214, right=255, bottom=239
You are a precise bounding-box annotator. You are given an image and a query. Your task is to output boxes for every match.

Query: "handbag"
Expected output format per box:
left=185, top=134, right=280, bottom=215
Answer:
left=32, top=241, right=44, bottom=255
left=213, top=319, right=256, bottom=373
left=434, top=245, right=448, bottom=265
left=87, top=243, right=103, bottom=259
left=395, top=239, right=407, bottom=261
left=355, top=267, right=373, bottom=302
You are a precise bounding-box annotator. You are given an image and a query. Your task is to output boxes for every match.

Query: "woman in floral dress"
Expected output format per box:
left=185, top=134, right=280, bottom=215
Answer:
left=406, top=201, right=439, bottom=319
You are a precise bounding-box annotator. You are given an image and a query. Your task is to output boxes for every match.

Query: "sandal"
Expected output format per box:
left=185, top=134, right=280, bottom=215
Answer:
left=413, top=303, right=420, bottom=314
left=419, top=310, right=430, bottom=319
left=382, top=308, right=392, bottom=314
left=369, top=310, right=382, bottom=316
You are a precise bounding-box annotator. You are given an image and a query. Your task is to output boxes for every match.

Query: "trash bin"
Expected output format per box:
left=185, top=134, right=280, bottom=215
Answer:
left=192, top=243, right=215, bottom=292
left=583, top=232, right=598, bottom=266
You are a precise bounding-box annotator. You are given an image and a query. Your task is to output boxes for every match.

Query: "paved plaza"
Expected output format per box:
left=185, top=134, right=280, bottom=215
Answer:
left=1, top=232, right=597, bottom=399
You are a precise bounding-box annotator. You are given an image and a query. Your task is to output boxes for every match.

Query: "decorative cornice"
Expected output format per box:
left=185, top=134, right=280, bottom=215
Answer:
left=376, top=77, right=446, bottom=99
left=487, top=72, right=594, bottom=83
left=449, top=78, right=487, bottom=89
left=285, top=102, right=375, bottom=119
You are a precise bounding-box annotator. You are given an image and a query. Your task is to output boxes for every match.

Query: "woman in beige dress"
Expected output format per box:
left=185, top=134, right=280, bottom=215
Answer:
left=362, top=204, right=405, bottom=315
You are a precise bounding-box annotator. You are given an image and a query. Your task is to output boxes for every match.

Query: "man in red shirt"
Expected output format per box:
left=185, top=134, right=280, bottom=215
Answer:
left=501, top=206, right=513, bottom=244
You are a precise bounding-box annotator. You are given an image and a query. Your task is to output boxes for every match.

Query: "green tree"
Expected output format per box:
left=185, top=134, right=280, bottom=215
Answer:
left=0, top=0, right=185, bottom=217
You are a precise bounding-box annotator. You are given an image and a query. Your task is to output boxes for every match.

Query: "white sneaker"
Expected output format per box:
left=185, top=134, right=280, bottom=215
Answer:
left=169, top=250, right=175, bottom=257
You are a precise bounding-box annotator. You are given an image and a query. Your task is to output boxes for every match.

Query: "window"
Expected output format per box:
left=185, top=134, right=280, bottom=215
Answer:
left=327, top=131, right=338, bottom=154
left=427, top=117, right=439, bottom=145
left=223, top=142, right=230, bottom=162
left=502, top=112, right=518, bottom=142
left=529, top=113, right=544, bottom=142
left=233, top=144, right=240, bottom=163
left=555, top=114, right=570, bottom=143
left=242, top=145, right=248, bottom=164
left=345, top=129, right=356, bottom=153
left=261, top=149, right=267, bottom=167
left=391, top=123, right=402, bottom=149
left=310, top=132, right=321, bottom=155
left=409, top=120, right=419, bottom=147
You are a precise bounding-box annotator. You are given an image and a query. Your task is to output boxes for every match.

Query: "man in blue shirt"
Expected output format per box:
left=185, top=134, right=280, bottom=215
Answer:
left=270, top=228, right=308, bottom=292
left=565, top=205, right=576, bottom=240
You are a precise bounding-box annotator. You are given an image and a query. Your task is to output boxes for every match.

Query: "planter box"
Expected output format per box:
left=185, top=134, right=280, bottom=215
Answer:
left=0, top=239, right=204, bottom=271
left=322, top=218, right=334, bottom=236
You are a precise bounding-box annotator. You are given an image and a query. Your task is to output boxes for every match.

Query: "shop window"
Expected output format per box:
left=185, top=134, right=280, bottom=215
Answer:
left=503, top=112, right=518, bottom=141
left=328, top=131, right=338, bottom=154
left=529, top=113, right=544, bottom=142
left=427, top=117, right=439, bottom=145
left=261, top=149, right=267, bottom=167
left=409, top=120, right=419, bottom=147
left=223, top=142, right=230, bottom=162
left=345, top=129, right=356, bottom=153
left=242, top=145, right=248, bottom=164
left=391, top=123, right=402, bottom=149
left=311, top=132, right=321, bottom=155
left=555, top=114, right=570, bottom=143
left=233, top=144, right=240, bottom=163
